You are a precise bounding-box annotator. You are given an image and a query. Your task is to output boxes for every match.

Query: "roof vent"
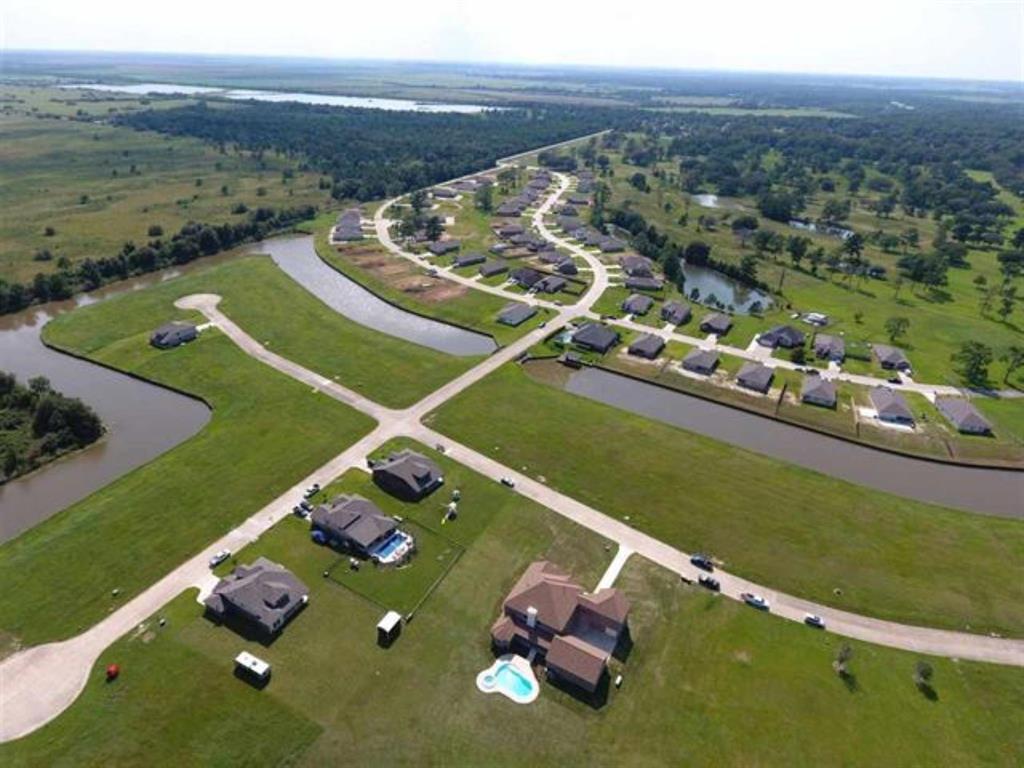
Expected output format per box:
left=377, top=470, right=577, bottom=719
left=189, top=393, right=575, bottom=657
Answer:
left=526, top=606, right=538, bottom=628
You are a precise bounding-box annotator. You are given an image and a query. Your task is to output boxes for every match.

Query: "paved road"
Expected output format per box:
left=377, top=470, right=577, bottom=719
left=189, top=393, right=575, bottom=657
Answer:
left=2, top=149, right=1021, bottom=744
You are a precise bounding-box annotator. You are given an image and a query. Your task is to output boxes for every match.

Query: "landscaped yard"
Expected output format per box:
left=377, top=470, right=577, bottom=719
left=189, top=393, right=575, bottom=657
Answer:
left=426, top=363, right=1024, bottom=636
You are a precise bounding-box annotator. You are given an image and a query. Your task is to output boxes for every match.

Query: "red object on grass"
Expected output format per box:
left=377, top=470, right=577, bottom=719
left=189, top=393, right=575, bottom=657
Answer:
left=105, top=664, right=120, bottom=681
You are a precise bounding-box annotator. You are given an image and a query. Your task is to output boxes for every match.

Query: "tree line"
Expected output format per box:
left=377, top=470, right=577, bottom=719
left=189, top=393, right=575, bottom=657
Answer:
left=0, top=205, right=316, bottom=316
left=0, top=373, right=103, bottom=483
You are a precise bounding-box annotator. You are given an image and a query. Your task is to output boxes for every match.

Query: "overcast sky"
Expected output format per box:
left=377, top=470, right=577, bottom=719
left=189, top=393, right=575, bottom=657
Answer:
left=3, top=0, right=1022, bottom=82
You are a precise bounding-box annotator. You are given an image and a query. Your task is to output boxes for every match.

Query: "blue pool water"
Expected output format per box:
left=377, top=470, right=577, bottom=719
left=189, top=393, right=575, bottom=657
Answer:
left=372, top=532, right=407, bottom=559
left=495, top=663, right=536, bottom=697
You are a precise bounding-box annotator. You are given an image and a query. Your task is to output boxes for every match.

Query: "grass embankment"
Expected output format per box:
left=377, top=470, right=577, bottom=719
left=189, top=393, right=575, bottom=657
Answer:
left=315, top=215, right=553, bottom=347
left=6, top=540, right=1022, bottom=765
left=427, top=363, right=1024, bottom=635
left=0, top=84, right=328, bottom=282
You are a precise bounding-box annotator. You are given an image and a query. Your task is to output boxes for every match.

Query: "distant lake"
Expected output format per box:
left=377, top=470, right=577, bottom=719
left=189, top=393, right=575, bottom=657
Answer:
left=680, top=260, right=772, bottom=315
left=61, top=83, right=498, bottom=113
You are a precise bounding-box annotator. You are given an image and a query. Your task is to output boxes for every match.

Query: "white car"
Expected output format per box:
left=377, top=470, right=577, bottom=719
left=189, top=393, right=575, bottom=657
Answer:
left=500, top=477, right=516, bottom=488
left=209, top=549, right=232, bottom=568
left=804, top=613, right=826, bottom=629
left=741, top=592, right=770, bottom=611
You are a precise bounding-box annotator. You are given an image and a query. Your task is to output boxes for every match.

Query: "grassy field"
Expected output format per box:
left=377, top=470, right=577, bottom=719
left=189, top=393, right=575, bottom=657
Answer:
left=5, top=535, right=1023, bottom=766
left=427, top=363, right=1024, bottom=636
left=0, top=84, right=329, bottom=282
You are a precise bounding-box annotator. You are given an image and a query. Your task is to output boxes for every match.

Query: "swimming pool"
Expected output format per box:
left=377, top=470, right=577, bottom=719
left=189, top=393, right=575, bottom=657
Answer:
left=476, top=655, right=539, bottom=704
left=370, top=530, right=414, bottom=565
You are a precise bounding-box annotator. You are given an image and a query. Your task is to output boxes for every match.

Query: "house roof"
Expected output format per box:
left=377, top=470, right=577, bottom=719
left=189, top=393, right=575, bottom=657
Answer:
left=454, top=252, right=486, bottom=267
left=624, top=276, right=664, bottom=291
left=497, top=302, right=537, bottom=326
left=152, top=321, right=195, bottom=341
left=479, top=260, right=509, bottom=277
left=311, top=494, right=396, bottom=549
left=511, top=267, right=544, bottom=288
left=801, top=375, right=837, bottom=405
left=629, top=334, right=665, bottom=358
left=572, top=323, right=619, bottom=352
left=700, top=312, right=732, bottom=334
left=737, top=361, right=774, bottom=391
left=814, top=333, right=845, bottom=357
left=578, top=589, right=631, bottom=624
left=372, top=449, right=443, bottom=497
left=204, top=557, right=308, bottom=633
left=622, top=293, right=654, bottom=314
left=935, top=397, right=992, bottom=433
left=427, top=239, right=460, bottom=255
left=873, top=344, right=909, bottom=367
left=535, top=275, right=567, bottom=293
left=759, top=325, right=806, bottom=348
left=619, top=254, right=653, bottom=276
left=546, top=634, right=607, bottom=687
left=870, top=387, right=914, bottom=421
left=661, top=300, right=691, bottom=324
left=682, top=348, right=719, bottom=371
left=504, top=561, right=583, bottom=633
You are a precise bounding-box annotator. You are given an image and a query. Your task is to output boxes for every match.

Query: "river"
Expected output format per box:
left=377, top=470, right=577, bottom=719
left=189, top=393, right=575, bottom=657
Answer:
left=563, top=366, right=1024, bottom=518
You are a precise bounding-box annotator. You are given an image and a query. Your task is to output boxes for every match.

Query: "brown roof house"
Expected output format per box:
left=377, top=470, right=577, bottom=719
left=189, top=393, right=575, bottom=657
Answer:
left=204, top=558, right=308, bottom=636
left=372, top=449, right=444, bottom=501
left=490, top=561, right=630, bottom=694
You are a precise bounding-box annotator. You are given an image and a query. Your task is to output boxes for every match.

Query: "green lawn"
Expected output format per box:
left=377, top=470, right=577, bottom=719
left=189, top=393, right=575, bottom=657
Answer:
left=426, top=363, right=1024, bottom=635
left=0, top=85, right=329, bottom=283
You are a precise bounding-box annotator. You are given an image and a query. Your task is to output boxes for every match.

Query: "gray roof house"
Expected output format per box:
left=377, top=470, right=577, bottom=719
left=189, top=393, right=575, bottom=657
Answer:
left=479, top=260, right=509, bottom=278
left=598, top=237, right=626, bottom=253
left=801, top=375, right=837, bottom=408
left=661, top=300, right=691, bottom=325
left=555, top=258, right=578, bottom=276
left=935, top=397, right=992, bottom=435
left=873, top=344, right=911, bottom=370
left=497, top=302, right=538, bottom=327
left=538, top=249, right=563, bottom=265
left=700, top=312, right=733, bottom=335
left=628, top=334, right=665, bottom=360
left=427, top=239, right=460, bottom=256
left=204, top=557, right=308, bottom=635
left=372, top=449, right=444, bottom=501
left=496, top=223, right=525, bottom=238
left=813, top=334, right=846, bottom=362
left=535, top=275, right=567, bottom=294
left=572, top=323, right=620, bottom=354
left=431, top=187, right=458, bottom=199
left=736, top=362, right=774, bottom=393
left=619, top=254, right=654, bottom=277
left=682, top=348, right=719, bottom=375
left=150, top=322, right=197, bottom=349
left=870, top=387, right=915, bottom=425
left=622, top=293, right=654, bottom=315
left=453, top=252, right=486, bottom=268
left=757, top=325, right=806, bottom=349
left=511, top=267, right=544, bottom=289
left=311, top=494, right=396, bottom=555
left=624, top=276, right=664, bottom=291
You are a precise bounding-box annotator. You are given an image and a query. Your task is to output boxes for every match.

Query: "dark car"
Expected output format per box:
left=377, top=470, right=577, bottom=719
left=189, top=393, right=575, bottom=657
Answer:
left=690, top=553, right=714, bottom=571
left=698, top=575, right=720, bottom=591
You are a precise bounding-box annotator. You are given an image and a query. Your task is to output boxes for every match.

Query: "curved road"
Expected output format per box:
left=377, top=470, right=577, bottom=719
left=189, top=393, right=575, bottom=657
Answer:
left=2, top=152, right=1021, bottom=744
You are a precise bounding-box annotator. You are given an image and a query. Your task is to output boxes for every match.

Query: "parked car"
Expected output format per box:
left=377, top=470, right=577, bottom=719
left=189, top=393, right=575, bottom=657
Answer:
left=698, top=575, right=720, bottom=591
left=741, top=593, right=770, bottom=610
left=303, top=483, right=321, bottom=498
left=887, top=375, right=902, bottom=385
left=292, top=505, right=305, bottom=516
left=500, top=477, right=516, bottom=488
left=300, top=499, right=313, bottom=512
left=804, top=613, right=826, bottom=629
left=690, top=553, right=714, bottom=571
left=209, top=549, right=231, bottom=568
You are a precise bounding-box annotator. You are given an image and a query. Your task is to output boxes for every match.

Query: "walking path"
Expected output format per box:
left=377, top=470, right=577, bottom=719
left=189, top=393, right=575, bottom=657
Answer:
left=2, top=142, right=1021, bottom=744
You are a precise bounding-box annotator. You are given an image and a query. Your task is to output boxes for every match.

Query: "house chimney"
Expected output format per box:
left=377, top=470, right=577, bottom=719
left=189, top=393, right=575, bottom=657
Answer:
left=526, top=606, right=538, bottom=628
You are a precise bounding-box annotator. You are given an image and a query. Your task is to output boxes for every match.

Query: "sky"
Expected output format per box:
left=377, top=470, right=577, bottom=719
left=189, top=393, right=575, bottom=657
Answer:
left=3, top=0, right=1022, bottom=82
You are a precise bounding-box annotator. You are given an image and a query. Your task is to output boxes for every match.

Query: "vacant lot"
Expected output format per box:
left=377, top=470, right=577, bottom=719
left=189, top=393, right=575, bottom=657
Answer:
left=427, top=363, right=1024, bottom=635
left=0, top=84, right=328, bottom=282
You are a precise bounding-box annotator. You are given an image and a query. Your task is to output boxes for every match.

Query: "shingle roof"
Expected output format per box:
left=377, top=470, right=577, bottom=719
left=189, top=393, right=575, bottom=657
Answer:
left=372, top=449, right=443, bottom=499
left=801, top=375, right=837, bottom=406
left=547, top=634, right=607, bottom=687
left=758, top=325, right=806, bottom=349
left=870, top=387, right=914, bottom=422
left=311, top=494, right=396, bottom=549
left=873, top=344, right=910, bottom=368
left=572, top=323, right=620, bottom=352
left=204, top=558, right=308, bottom=634
left=497, top=302, right=537, bottom=327
left=628, top=333, right=665, bottom=358
left=504, top=561, right=583, bottom=633
left=661, top=300, right=691, bottom=325
left=682, top=348, right=719, bottom=373
left=814, top=334, right=846, bottom=360
left=700, top=312, right=733, bottom=334
left=737, top=361, right=774, bottom=392
left=622, top=293, right=654, bottom=315
left=935, top=397, right=992, bottom=433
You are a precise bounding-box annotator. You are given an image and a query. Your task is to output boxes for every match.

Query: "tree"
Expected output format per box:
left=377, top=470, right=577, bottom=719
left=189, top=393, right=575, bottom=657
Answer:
left=997, top=284, right=1017, bottom=322
left=739, top=252, right=759, bottom=283
left=834, top=644, right=854, bottom=677
left=913, top=660, right=934, bottom=690
left=786, top=235, right=810, bottom=268
left=842, top=232, right=864, bottom=260
left=951, top=341, right=993, bottom=386
left=1000, top=345, right=1024, bottom=384
left=425, top=215, right=443, bottom=242
left=684, top=241, right=711, bottom=265
left=629, top=172, right=648, bottom=192
left=853, top=310, right=864, bottom=324
left=410, top=189, right=427, bottom=216
left=808, top=247, right=824, bottom=276
left=474, top=184, right=493, bottom=213
left=147, top=224, right=163, bottom=237
left=822, top=198, right=849, bottom=223
left=884, top=316, right=910, bottom=343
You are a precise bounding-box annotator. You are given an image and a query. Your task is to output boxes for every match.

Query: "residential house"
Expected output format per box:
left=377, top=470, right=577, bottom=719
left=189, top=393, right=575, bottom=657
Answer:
left=431, top=187, right=458, bottom=199
left=497, top=303, right=538, bottom=327
left=682, top=348, right=719, bottom=375
left=700, top=312, right=732, bottom=335
left=870, top=387, right=915, bottom=425
left=496, top=223, right=525, bottom=238
left=813, top=334, right=846, bottom=362
left=628, top=334, right=665, bottom=360
left=618, top=254, right=654, bottom=277
left=150, top=322, right=197, bottom=349
left=535, top=275, right=567, bottom=294
left=479, top=260, right=510, bottom=278
left=873, top=344, right=911, bottom=371
left=204, top=558, right=308, bottom=636
left=555, top=258, right=578, bottom=276
left=453, top=252, right=486, bottom=268
left=737, top=361, right=774, bottom=393
left=490, top=561, right=630, bottom=694
left=427, top=239, right=460, bottom=256
left=661, top=300, right=691, bottom=325
left=372, top=449, right=444, bottom=501
left=935, top=397, right=992, bottom=435
left=311, top=494, right=397, bottom=556
left=801, top=375, right=837, bottom=408
left=511, top=267, right=544, bottom=289
left=598, top=237, right=626, bottom=253
left=624, top=276, right=664, bottom=291
left=621, top=293, right=654, bottom=315
left=572, top=323, right=620, bottom=353
left=757, top=325, right=806, bottom=349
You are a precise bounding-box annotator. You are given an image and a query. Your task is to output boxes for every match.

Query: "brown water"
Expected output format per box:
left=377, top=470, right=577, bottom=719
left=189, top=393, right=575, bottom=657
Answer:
left=564, top=366, right=1024, bottom=518
left=0, top=258, right=241, bottom=543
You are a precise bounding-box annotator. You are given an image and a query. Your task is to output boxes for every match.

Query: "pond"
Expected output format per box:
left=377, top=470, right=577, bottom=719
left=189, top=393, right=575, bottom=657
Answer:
left=562, top=366, right=1024, bottom=518
left=257, top=236, right=497, bottom=356
left=680, top=260, right=772, bottom=315
left=0, top=291, right=211, bottom=543
left=61, top=83, right=498, bottom=113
